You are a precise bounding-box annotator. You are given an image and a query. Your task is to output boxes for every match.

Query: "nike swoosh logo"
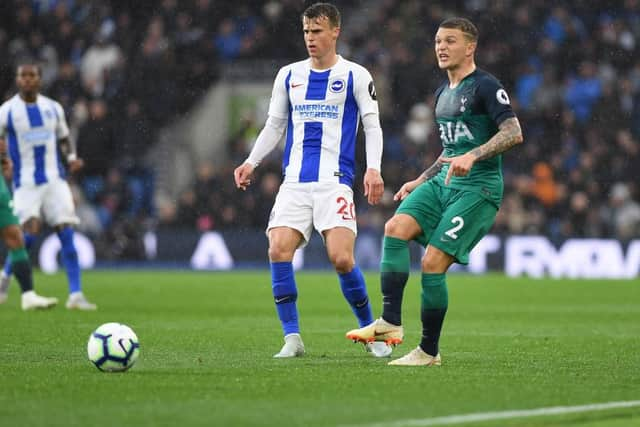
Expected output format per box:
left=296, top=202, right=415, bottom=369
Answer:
left=374, top=330, right=389, bottom=336
left=275, top=297, right=289, bottom=303
left=291, top=83, right=304, bottom=88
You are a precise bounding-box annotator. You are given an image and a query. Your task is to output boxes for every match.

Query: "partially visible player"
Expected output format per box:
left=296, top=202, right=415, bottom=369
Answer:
left=0, top=63, right=96, bottom=310
left=234, top=3, right=389, bottom=358
left=0, top=137, right=58, bottom=310
left=347, top=17, right=524, bottom=365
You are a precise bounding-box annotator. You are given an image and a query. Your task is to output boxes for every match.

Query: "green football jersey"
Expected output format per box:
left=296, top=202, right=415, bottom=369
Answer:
left=432, top=68, right=515, bottom=206
left=0, top=174, right=10, bottom=198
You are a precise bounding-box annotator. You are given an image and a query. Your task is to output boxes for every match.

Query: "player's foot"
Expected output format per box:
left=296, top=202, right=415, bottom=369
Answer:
left=273, top=333, right=305, bottom=358
left=346, top=317, right=403, bottom=345
left=365, top=341, right=393, bottom=358
left=388, top=346, right=441, bottom=366
left=0, top=272, right=11, bottom=303
left=21, top=291, right=58, bottom=311
left=65, top=292, right=97, bottom=311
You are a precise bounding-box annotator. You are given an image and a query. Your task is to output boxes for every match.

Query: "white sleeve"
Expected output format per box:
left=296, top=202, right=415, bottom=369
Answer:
left=361, top=112, right=383, bottom=171
left=53, top=101, right=70, bottom=139
left=267, top=66, right=291, bottom=120
left=353, top=66, right=382, bottom=170
left=245, top=115, right=287, bottom=167
left=353, top=66, right=379, bottom=118
left=0, top=104, right=8, bottom=137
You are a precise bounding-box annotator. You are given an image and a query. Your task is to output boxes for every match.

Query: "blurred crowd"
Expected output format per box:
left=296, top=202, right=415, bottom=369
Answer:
left=188, top=0, right=640, bottom=242
left=0, top=0, right=223, bottom=257
left=1, top=1, right=639, bottom=261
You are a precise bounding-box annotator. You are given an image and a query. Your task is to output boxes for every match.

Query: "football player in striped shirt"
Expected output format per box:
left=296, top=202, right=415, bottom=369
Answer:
left=234, top=3, right=388, bottom=358
left=0, top=63, right=97, bottom=310
left=0, top=137, right=58, bottom=310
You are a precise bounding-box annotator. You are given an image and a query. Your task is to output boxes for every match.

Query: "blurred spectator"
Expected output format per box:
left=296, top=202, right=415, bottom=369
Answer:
left=77, top=99, right=115, bottom=182
left=80, top=22, right=122, bottom=96
left=606, top=183, right=640, bottom=240
left=564, top=61, right=602, bottom=124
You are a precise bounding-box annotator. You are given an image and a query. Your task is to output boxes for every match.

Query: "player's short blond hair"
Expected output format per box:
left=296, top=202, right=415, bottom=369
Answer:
left=302, top=2, right=341, bottom=28
left=439, top=17, right=478, bottom=42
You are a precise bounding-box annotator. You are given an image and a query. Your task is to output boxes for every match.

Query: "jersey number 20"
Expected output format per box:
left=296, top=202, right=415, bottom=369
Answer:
left=336, top=197, right=355, bottom=220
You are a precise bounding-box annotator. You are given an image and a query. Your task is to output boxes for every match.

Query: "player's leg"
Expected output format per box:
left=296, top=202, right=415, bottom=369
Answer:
left=324, top=227, right=373, bottom=327
left=347, top=182, right=443, bottom=346
left=388, top=244, right=453, bottom=367
left=390, top=189, right=498, bottom=366
left=344, top=214, right=421, bottom=346
left=388, top=245, right=453, bottom=366
left=269, top=226, right=305, bottom=358
left=1, top=229, right=34, bottom=279
left=44, top=179, right=96, bottom=310
left=0, top=184, right=42, bottom=298
left=267, top=183, right=313, bottom=358
left=313, top=184, right=389, bottom=357
left=0, top=223, right=57, bottom=310
left=381, top=182, right=444, bottom=329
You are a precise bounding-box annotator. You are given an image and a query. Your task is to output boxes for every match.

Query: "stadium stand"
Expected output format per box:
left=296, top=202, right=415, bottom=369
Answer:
left=1, top=1, right=638, bottom=261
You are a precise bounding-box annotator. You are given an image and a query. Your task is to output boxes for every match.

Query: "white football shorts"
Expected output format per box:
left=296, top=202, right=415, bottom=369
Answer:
left=267, top=182, right=358, bottom=247
left=13, top=178, right=80, bottom=226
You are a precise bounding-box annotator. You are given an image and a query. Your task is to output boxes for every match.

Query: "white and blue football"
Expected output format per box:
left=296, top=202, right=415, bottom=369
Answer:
left=87, top=322, right=140, bottom=372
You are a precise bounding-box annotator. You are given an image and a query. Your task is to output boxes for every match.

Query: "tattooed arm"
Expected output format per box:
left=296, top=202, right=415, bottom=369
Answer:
left=419, top=155, right=444, bottom=181
left=440, top=117, right=523, bottom=185
left=469, top=117, right=523, bottom=161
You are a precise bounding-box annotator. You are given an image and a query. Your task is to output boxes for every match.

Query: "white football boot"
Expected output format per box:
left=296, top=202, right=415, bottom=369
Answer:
left=365, top=341, right=393, bottom=358
left=346, top=317, right=403, bottom=345
left=65, top=292, right=97, bottom=310
left=273, top=333, right=305, bottom=358
left=21, top=291, right=58, bottom=310
left=388, top=346, right=441, bottom=366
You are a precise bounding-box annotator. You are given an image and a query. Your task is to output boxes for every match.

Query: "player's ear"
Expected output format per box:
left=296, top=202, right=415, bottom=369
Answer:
left=333, top=26, right=340, bottom=40
left=466, top=41, right=476, bottom=57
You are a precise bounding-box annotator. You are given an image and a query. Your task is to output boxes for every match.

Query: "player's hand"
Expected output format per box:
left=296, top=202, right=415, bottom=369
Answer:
left=1, top=155, right=12, bottom=180
left=363, top=168, right=384, bottom=205
left=394, top=178, right=422, bottom=201
left=234, top=162, right=255, bottom=191
left=440, top=153, right=476, bottom=185
left=68, top=158, right=84, bottom=174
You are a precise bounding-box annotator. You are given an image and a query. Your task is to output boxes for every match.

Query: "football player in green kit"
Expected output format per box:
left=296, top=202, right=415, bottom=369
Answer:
left=0, top=138, right=57, bottom=310
left=346, top=17, right=523, bottom=366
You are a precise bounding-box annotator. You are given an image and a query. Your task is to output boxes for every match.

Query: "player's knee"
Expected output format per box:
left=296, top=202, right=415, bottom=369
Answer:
left=384, top=216, right=408, bottom=238
left=421, top=254, right=449, bottom=274
left=268, top=244, right=295, bottom=262
left=329, top=252, right=354, bottom=273
left=2, top=226, right=23, bottom=249
left=23, top=218, right=41, bottom=235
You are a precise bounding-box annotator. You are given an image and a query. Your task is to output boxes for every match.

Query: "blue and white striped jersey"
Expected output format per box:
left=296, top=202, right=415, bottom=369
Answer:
left=0, top=94, right=69, bottom=188
left=268, top=56, right=378, bottom=187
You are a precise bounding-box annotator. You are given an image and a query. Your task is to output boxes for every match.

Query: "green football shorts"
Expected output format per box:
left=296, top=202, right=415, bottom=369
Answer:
left=396, top=180, right=498, bottom=264
left=0, top=181, right=19, bottom=229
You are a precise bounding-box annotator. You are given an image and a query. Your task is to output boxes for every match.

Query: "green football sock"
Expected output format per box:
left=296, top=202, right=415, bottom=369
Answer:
left=380, top=237, right=410, bottom=326
left=10, top=248, right=33, bottom=293
left=420, top=273, right=448, bottom=356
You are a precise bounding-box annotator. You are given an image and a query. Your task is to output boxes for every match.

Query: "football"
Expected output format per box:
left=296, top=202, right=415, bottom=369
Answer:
left=87, top=322, right=140, bottom=372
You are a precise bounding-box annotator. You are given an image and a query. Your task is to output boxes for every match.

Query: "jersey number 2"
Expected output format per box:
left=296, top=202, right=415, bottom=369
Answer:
left=336, top=197, right=355, bottom=220
left=444, top=216, right=464, bottom=239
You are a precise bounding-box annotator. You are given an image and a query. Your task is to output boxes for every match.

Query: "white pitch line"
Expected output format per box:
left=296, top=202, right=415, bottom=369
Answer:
left=344, top=400, right=640, bottom=427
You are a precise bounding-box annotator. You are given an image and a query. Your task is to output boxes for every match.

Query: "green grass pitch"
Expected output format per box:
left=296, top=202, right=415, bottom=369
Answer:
left=0, top=271, right=639, bottom=427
